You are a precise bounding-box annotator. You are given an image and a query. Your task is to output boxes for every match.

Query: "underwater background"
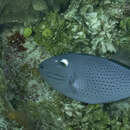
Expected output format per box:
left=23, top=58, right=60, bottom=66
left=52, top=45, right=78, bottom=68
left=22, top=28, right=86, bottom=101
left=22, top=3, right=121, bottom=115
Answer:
left=0, top=0, right=130, bottom=129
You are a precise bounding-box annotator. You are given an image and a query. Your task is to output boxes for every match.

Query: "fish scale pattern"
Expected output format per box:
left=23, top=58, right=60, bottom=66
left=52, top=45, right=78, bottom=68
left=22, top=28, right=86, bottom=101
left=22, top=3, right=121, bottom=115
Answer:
left=39, top=53, right=130, bottom=104
left=72, top=54, right=130, bottom=103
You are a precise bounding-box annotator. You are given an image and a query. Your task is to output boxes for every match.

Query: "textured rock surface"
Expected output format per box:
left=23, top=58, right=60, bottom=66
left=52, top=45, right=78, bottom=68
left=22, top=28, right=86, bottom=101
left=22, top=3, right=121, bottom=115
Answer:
left=0, top=0, right=40, bottom=25
left=0, top=0, right=68, bottom=25
left=32, top=0, right=48, bottom=11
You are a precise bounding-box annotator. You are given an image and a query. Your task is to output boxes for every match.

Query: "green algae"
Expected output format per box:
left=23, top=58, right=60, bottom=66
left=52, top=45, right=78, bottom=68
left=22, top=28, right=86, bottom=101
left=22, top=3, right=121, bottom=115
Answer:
left=33, top=0, right=128, bottom=56
left=33, top=11, right=92, bottom=55
left=33, top=11, right=75, bottom=55
left=42, top=28, right=53, bottom=38
left=23, top=27, right=32, bottom=38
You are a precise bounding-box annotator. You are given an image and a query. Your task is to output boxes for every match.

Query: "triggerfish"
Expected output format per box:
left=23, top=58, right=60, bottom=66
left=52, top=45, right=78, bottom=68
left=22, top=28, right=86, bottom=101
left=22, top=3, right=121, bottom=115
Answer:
left=39, top=53, right=130, bottom=104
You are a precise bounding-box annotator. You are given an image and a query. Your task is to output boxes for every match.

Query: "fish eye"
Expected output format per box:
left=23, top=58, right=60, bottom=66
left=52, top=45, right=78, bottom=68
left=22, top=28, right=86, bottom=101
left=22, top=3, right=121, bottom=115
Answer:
left=59, top=59, right=69, bottom=67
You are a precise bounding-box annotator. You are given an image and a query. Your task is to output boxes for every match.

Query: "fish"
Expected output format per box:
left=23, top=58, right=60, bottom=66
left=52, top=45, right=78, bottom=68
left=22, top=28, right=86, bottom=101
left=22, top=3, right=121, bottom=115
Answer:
left=39, top=53, right=130, bottom=104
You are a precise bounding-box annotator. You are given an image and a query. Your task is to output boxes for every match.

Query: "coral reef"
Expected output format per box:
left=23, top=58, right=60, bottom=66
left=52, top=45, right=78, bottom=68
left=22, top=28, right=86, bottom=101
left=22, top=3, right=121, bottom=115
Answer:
left=33, top=0, right=130, bottom=56
left=64, top=0, right=124, bottom=55
left=33, top=11, right=75, bottom=55
left=33, top=11, right=90, bottom=55
left=0, top=0, right=130, bottom=129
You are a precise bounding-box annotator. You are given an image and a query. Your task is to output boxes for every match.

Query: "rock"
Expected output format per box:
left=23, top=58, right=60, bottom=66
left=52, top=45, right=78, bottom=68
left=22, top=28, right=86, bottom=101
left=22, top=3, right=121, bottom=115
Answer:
left=0, top=0, right=40, bottom=25
left=32, top=0, right=48, bottom=11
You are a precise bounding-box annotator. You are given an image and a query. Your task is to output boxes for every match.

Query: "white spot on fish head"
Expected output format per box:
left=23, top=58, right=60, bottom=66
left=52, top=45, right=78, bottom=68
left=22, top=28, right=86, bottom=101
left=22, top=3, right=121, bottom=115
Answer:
left=60, top=59, right=69, bottom=67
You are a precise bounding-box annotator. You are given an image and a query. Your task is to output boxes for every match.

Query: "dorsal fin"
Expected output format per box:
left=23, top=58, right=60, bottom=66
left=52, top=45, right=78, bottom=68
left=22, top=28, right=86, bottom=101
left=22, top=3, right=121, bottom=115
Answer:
left=111, top=48, right=130, bottom=68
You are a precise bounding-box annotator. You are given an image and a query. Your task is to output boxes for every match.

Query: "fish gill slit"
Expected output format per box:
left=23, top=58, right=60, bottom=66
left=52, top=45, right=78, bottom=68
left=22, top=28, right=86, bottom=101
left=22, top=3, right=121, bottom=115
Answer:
left=46, top=73, right=64, bottom=81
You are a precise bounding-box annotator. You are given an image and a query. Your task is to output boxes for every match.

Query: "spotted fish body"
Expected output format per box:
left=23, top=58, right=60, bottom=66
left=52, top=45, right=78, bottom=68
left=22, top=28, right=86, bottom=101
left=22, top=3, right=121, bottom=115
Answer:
left=39, top=53, right=130, bottom=104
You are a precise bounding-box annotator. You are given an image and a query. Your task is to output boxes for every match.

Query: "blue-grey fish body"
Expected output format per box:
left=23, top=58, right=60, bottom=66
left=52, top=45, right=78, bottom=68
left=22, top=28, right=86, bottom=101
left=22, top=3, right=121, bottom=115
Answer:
left=39, top=53, right=130, bottom=104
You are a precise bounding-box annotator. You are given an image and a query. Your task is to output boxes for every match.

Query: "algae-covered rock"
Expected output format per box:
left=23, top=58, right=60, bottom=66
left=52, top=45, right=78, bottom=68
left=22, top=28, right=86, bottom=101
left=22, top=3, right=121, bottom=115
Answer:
left=32, top=0, right=48, bottom=12
left=33, top=11, right=90, bottom=55
left=0, top=0, right=40, bottom=25
left=120, top=17, right=130, bottom=32
left=33, top=0, right=129, bottom=56
left=33, top=11, right=75, bottom=55
left=45, top=0, right=69, bottom=12
left=64, top=0, right=125, bottom=54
